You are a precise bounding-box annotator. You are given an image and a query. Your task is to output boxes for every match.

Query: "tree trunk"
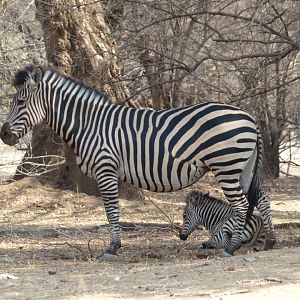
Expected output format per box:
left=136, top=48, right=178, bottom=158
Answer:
left=32, top=0, right=141, bottom=198
left=258, top=118, right=280, bottom=178
left=257, top=82, right=281, bottom=178
left=138, top=36, right=170, bottom=110
left=241, top=71, right=282, bottom=178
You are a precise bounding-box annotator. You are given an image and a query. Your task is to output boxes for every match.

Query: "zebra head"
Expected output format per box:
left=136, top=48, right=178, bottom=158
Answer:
left=179, top=191, right=209, bottom=240
left=0, top=65, right=46, bottom=146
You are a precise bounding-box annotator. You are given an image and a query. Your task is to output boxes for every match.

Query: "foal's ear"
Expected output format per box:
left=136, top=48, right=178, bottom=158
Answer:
left=29, top=66, right=43, bottom=87
left=187, top=191, right=200, bottom=206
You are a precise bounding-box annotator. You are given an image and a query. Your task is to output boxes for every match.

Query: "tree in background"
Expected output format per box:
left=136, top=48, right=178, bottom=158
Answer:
left=115, top=0, right=300, bottom=177
left=32, top=0, right=141, bottom=196
left=0, top=0, right=141, bottom=197
left=0, top=0, right=44, bottom=119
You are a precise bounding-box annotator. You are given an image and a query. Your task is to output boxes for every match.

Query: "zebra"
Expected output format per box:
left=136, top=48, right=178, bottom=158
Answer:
left=179, top=191, right=266, bottom=251
left=0, top=65, right=276, bottom=259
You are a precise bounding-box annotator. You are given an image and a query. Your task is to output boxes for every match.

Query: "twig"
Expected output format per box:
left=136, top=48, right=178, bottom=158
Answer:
left=0, top=154, right=66, bottom=179
left=64, top=242, right=91, bottom=261
left=144, top=194, right=180, bottom=232
left=87, top=239, right=93, bottom=258
left=262, top=277, right=284, bottom=283
left=238, top=277, right=284, bottom=284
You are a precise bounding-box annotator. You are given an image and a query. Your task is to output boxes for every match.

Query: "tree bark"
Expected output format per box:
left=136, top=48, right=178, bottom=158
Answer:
left=33, top=0, right=141, bottom=198
left=138, top=36, right=170, bottom=110
left=258, top=119, right=280, bottom=178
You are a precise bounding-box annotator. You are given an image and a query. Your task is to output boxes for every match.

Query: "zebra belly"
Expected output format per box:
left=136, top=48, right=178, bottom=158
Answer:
left=76, top=155, right=95, bottom=179
left=120, top=157, right=208, bottom=192
left=166, top=159, right=208, bottom=191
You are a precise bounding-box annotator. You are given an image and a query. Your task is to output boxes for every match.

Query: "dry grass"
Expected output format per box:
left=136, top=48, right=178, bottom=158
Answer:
left=0, top=176, right=299, bottom=299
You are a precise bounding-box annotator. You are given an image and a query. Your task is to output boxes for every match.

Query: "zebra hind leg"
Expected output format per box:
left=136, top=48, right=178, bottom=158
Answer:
left=220, top=184, right=249, bottom=256
left=251, top=217, right=266, bottom=252
left=256, top=191, right=276, bottom=250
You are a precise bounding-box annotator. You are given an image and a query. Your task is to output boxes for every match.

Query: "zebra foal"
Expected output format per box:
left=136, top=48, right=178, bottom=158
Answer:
left=0, top=65, right=276, bottom=259
left=179, top=191, right=266, bottom=251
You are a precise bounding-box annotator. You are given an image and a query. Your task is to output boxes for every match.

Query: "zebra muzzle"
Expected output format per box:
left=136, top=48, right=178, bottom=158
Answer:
left=179, top=231, right=188, bottom=240
left=0, top=122, right=19, bottom=146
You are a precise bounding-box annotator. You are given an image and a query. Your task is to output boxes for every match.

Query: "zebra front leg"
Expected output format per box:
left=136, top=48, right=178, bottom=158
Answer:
left=256, top=191, right=276, bottom=250
left=202, top=226, right=232, bottom=249
left=201, top=239, right=218, bottom=249
left=97, top=175, right=122, bottom=260
left=102, top=196, right=122, bottom=257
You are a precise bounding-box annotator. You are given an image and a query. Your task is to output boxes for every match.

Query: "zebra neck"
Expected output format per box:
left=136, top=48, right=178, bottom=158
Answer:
left=44, top=73, right=110, bottom=151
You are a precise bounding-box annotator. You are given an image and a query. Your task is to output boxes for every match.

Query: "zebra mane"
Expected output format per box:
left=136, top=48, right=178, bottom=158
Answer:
left=186, top=190, right=229, bottom=207
left=13, top=65, right=35, bottom=86
left=13, top=65, right=111, bottom=104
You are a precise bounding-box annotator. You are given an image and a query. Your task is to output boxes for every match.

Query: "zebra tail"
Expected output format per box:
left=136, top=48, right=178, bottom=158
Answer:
left=246, top=125, right=263, bottom=219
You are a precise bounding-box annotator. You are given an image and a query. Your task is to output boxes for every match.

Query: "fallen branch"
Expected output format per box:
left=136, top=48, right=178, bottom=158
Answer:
left=144, top=194, right=181, bottom=233
left=64, top=242, right=92, bottom=261
left=0, top=154, right=66, bottom=178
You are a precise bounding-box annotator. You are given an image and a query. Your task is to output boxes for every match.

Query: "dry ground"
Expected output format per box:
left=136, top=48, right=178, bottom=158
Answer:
left=0, top=175, right=300, bottom=299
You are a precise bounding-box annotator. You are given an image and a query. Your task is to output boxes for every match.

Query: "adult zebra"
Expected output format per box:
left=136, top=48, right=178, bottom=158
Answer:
left=0, top=65, right=276, bottom=258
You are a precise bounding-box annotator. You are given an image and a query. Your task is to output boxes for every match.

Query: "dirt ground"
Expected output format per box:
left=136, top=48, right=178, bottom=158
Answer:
left=0, top=175, right=299, bottom=299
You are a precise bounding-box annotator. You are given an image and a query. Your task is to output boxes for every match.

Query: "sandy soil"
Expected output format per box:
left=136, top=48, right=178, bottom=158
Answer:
left=0, top=175, right=300, bottom=299
left=0, top=142, right=26, bottom=180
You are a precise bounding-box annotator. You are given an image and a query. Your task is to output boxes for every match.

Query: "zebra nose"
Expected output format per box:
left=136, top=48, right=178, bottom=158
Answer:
left=0, top=122, right=18, bottom=146
left=179, top=231, right=188, bottom=240
left=0, top=122, right=11, bottom=139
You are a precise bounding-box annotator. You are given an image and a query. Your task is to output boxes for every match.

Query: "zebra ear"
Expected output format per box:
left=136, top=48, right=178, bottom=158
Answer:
left=190, top=197, right=198, bottom=206
left=197, top=191, right=209, bottom=198
left=187, top=191, right=199, bottom=206
left=29, top=66, right=43, bottom=87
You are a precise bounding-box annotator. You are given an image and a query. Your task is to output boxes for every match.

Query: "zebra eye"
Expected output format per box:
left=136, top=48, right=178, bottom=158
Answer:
left=183, top=212, right=187, bottom=219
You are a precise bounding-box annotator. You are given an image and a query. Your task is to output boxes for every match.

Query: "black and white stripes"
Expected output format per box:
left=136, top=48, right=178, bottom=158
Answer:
left=179, top=191, right=266, bottom=251
left=0, top=65, right=276, bottom=257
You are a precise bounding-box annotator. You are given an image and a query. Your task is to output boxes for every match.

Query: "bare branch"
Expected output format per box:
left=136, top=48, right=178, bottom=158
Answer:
left=144, top=194, right=180, bottom=232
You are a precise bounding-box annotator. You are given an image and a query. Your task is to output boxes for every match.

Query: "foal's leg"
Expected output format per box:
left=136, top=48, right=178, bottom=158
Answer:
left=256, top=191, right=276, bottom=250
left=201, top=230, right=231, bottom=249
left=201, top=218, right=232, bottom=249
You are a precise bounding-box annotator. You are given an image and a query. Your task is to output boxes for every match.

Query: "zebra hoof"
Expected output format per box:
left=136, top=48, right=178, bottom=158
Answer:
left=97, top=253, right=118, bottom=261
left=221, top=250, right=233, bottom=257
left=201, top=242, right=216, bottom=249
